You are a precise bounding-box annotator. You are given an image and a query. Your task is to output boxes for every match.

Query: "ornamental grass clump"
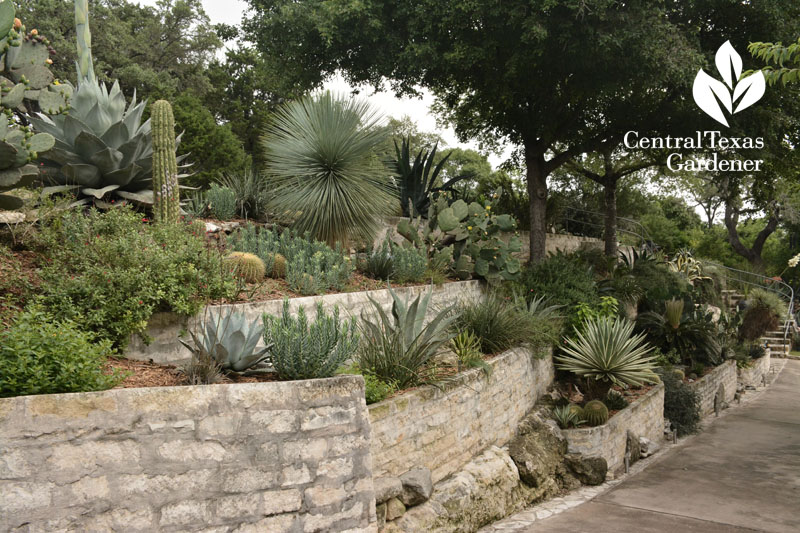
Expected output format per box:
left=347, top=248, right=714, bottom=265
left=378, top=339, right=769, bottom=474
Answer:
left=556, top=317, right=658, bottom=400
left=264, top=300, right=359, bottom=380
left=450, top=293, right=532, bottom=354
left=357, top=286, right=456, bottom=388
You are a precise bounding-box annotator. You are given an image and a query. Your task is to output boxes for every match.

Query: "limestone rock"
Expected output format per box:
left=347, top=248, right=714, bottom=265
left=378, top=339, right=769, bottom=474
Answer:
left=564, top=453, right=607, bottom=486
left=507, top=414, right=567, bottom=488
left=0, top=211, right=25, bottom=224
left=386, top=497, right=406, bottom=520
left=400, top=467, right=433, bottom=506
left=204, top=222, right=221, bottom=233
left=375, top=476, right=403, bottom=504
left=639, top=436, right=659, bottom=458
left=376, top=502, right=387, bottom=529
left=626, top=430, right=641, bottom=466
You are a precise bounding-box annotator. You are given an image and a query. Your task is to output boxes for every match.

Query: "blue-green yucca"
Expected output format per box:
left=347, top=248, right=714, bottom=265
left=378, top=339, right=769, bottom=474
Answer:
left=261, top=91, right=395, bottom=247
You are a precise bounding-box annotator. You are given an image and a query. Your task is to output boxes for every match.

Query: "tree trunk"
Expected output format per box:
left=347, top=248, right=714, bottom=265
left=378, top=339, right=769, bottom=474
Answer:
left=603, top=178, right=618, bottom=258
left=723, top=202, right=777, bottom=274
left=525, top=146, right=548, bottom=263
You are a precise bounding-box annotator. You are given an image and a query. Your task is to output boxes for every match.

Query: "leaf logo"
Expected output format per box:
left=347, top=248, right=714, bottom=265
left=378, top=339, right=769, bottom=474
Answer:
left=692, top=41, right=766, bottom=127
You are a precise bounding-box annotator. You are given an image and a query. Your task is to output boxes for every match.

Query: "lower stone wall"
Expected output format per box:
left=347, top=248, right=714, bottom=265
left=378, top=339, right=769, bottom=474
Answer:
left=0, top=377, right=376, bottom=533
left=690, top=360, right=738, bottom=417
left=738, top=352, right=772, bottom=388
left=126, top=280, right=484, bottom=364
left=369, top=347, right=554, bottom=485
left=562, top=384, right=665, bottom=476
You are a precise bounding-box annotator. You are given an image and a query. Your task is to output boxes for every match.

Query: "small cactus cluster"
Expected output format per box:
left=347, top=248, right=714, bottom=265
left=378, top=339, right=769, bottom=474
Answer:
left=396, top=190, right=522, bottom=282
left=268, top=253, right=287, bottom=278
left=151, top=100, right=180, bottom=224
left=224, top=252, right=266, bottom=283
left=583, top=400, right=609, bottom=426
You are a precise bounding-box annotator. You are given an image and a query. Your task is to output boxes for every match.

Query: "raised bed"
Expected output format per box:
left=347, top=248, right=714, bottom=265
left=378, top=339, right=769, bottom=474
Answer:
left=125, top=280, right=484, bottom=364
left=689, top=360, right=737, bottom=417
left=369, top=346, right=554, bottom=485
left=561, top=384, right=665, bottom=477
left=0, top=377, right=376, bottom=533
left=737, top=351, right=772, bottom=389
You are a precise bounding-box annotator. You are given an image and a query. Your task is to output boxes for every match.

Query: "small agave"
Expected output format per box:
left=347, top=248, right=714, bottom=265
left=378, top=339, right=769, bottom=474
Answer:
left=180, top=308, right=272, bottom=375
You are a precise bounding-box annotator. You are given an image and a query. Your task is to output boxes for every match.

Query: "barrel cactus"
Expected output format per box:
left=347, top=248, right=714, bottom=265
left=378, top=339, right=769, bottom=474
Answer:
left=27, top=0, right=185, bottom=208
left=583, top=400, right=609, bottom=426
left=151, top=100, right=179, bottom=223
left=567, top=403, right=585, bottom=419
left=224, top=252, right=266, bottom=283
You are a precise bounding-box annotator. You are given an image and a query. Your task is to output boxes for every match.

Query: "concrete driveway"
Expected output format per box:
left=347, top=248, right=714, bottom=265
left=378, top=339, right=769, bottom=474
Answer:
left=520, top=360, right=800, bottom=533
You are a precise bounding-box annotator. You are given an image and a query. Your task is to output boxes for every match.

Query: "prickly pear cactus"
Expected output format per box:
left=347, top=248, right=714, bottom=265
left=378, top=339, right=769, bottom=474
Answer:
left=396, top=189, right=522, bottom=282
left=0, top=1, right=71, bottom=116
left=151, top=100, right=180, bottom=224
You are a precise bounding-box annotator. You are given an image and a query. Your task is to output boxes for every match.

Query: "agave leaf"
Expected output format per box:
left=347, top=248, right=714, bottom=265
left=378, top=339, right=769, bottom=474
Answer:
left=100, top=121, right=131, bottom=150
left=117, top=189, right=154, bottom=204
left=81, top=184, right=120, bottom=199
left=89, top=147, right=124, bottom=175
left=0, top=193, right=24, bottom=210
left=62, top=163, right=102, bottom=187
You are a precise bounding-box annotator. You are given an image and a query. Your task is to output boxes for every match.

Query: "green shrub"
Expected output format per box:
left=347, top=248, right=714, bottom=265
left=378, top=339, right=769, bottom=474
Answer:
left=392, top=245, right=427, bottom=283
left=556, top=317, right=658, bottom=399
left=659, top=369, right=701, bottom=436
left=0, top=309, right=121, bottom=397
left=451, top=293, right=532, bottom=355
left=739, top=288, right=786, bottom=342
left=521, top=251, right=599, bottom=324
left=360, top=240, right=394, bottom=280
left=35, top=208, right=236, bottom=348
left=637, top=303, right=721, bottom=367
left=631, top=261, right=692, bottom=313
left=339, top=365, right=397, bottom=404
left=264, top=300, right=359, bottom=380
left=450, top=330, right=492, bottom=377
left=216, top=168, right=270, bottom=220
left=358, top=287, right=456, bottom=388
left=207, top=184, right=237, bottom=221
left=229, top=225, right=353, bottom=295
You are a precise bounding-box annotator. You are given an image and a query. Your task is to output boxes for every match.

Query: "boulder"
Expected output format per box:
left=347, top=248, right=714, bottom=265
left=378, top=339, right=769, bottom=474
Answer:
left=386, top=497, right=407, bottom=520
left=507, top=414, right=567, bottom=488
left=375, top=476, right=403, bottom=504
left=400, top=467, right=433, bottom=506
left=564, top=453, right=607, bottom=486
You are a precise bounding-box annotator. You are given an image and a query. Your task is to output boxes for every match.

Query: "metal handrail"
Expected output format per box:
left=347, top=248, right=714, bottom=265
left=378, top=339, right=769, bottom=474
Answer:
left=560, top=207, right=651, bottom=247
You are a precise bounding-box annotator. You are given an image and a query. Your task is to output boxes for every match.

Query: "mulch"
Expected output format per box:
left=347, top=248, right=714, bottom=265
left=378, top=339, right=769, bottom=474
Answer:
left=105, top=356, right=281, bottom=389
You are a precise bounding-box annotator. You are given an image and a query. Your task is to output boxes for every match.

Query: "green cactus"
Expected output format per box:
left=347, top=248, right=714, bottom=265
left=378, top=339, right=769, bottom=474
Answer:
left=567, top=403, right=585, bottom=419
left=224, top=252, right=266, bottom=283
left=583, top=400, right=610, bottom=426
left=396, top=190, right=522, bottom=282
left=151, top=100, right=180, bottom=224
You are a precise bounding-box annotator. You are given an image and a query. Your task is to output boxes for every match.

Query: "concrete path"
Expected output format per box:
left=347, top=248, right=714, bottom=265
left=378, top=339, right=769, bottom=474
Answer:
left=489, top=360, right=800, bottom=533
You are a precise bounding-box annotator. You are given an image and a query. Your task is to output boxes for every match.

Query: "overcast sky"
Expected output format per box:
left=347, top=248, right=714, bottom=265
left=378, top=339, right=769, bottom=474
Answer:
left=133, top=0, right=508, bottom=167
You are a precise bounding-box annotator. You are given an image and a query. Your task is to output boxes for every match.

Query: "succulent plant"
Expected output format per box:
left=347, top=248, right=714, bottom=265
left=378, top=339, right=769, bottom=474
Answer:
left=27, top=0, right=185, bottom=208
left=151, top=100, right=180, bottom=224
left=552, top=404, right=586, bottom=429
left=224, top=252, right=266, bottom=283
left=583, top=400, right=609, bottom=426
left=397, top=191, right=521, bottom=282
left=605, top=390, right=629, bottom=410
left=270, top=253, right=286, bottom=278
left=180, top=308, right=272, bottom=375
left=567, top=403, right=585, bottom=419
left=0, top=113, right=53, bottom=209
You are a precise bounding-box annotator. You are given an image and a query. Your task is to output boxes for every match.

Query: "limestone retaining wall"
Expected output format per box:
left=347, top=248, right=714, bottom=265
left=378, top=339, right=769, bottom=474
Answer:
left=0, top=377, right=377, bottom=533
left=562, top=384, right=665, bottom=476
left=126, top=280, right=484, bottom=364
left=737, top=352, right=772, bottom=388
left=690, top=360, right=738, bottom=417
left=368, top=347, right=554, bottom=485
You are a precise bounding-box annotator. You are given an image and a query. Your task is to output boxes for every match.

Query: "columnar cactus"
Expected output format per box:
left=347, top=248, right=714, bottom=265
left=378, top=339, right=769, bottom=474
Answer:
left=150, top=100, right=180, bottom=223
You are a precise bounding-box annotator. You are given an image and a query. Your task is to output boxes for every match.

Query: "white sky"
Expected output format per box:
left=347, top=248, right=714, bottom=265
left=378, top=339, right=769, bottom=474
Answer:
left=133, top=0, right=509, bottom=167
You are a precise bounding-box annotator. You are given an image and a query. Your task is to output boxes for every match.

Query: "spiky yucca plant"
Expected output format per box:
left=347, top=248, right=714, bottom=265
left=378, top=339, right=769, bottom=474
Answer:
left=556, top=317, right=658, bottom=399
left=261, top=91, right=395, bottom=246
left=28, top=0, right=184, bottom=207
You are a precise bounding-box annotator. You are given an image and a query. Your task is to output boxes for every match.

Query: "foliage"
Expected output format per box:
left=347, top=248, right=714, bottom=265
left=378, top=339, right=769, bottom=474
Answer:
left=739, top=288, right=786, bottom=341
left=514, top=293, right=563, bottom=352
left=0, top=308, right=121, bottom=397
left=748, top=38, right=800, bottom=86
left=605, top=390, right=629, bottom=410
left=264, top=300, right=359, bottom=381
left=180, top=308, right=271, bottom=376
left=206, top=184, right=237, bottom=221
left=360, top=239, right=394, bottom=281
left=392, top=136, right=464, bottom=217
left=216, top=167, right=269, bottom=220
left=339, top=364, right=398, bottom=404
left=583, top=400, right=610, bottom=427
left=451, top=293, right=532, bottom=355
left=659, top=369, right=701, bottom=436
left=450, top=330, right=491, bottom=377
left=637, top=303, right=722, bottom=367
left=35, top=207, right=236, bottom=347
left=667, top=249, right=711, bottom=282
left=181, top=349, right=223, bottom=385
left=228, top=225, right=353, bottom=295
left=630, top=260, right=692, bottom=313
left=224, top=252, right=266, bottom=284
left=551, top=404, right=585, bottom=429
left=556, top=317, right=658, bottom=399
left=521, top=251, right=600, bottom=323
left=261, top=91, right=395, bottom=246
left=397, top=193, right=521, bottom=282
left=182, top=191, right=207, bottom=219
left=574, top=296, right=619, bottom=328
left=392, top=244, right=428, bottom=284
left=357, top=286, right=456, bottom=388
left=151, top=100, right=180, bottom=224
